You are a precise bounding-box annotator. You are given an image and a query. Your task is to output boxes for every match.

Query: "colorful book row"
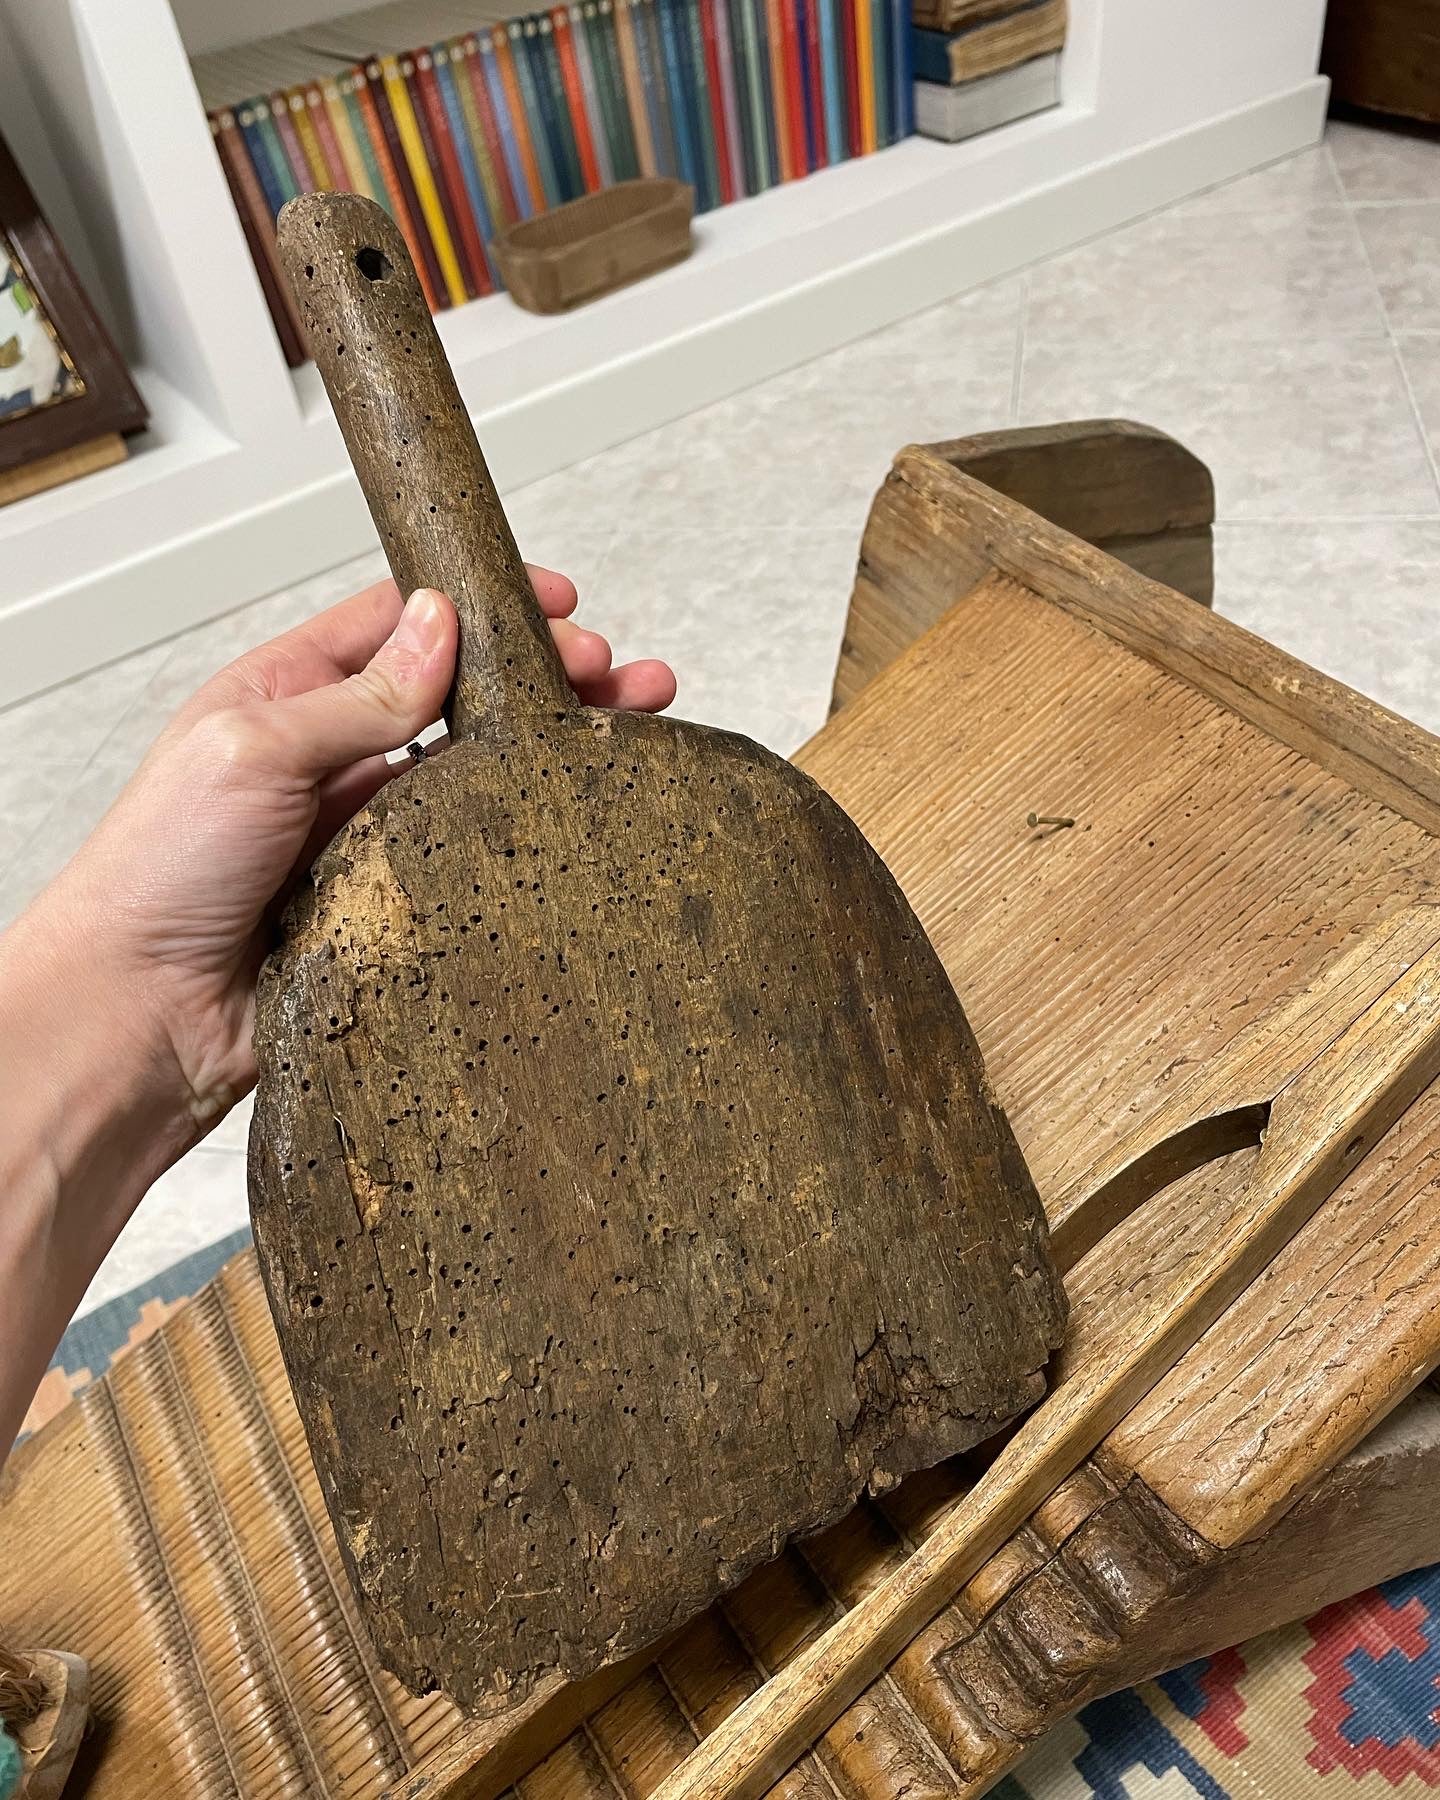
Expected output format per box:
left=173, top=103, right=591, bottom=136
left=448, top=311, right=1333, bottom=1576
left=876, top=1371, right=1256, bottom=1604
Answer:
left=205, top=0, right=913, bottom=362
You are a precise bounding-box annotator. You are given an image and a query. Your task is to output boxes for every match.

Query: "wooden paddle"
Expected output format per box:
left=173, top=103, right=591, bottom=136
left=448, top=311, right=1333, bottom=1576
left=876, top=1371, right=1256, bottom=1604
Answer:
left=646, top=910, right=1440, bottom=1800
left=252, top=192, right=1066, bottom=1715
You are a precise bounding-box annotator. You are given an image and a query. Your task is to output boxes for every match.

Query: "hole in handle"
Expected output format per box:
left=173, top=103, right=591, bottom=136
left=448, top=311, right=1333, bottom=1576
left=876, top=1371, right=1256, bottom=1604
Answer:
left=356, top=246, right=393, bottom=282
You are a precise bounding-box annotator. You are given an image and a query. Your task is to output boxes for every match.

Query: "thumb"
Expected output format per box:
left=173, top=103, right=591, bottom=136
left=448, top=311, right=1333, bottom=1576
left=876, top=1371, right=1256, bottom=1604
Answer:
left=264, top=588, right=457, bottom=777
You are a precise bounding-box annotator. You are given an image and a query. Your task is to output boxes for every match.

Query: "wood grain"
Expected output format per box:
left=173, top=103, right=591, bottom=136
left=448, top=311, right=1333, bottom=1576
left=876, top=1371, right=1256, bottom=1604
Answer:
left=832, top=422, right=1214, bottom=711
left=647, top=928, right=1440, bottom=1800
left=921, top=422, right=1214, bottom=541
left=255, top=193, right=1064, bottom=1713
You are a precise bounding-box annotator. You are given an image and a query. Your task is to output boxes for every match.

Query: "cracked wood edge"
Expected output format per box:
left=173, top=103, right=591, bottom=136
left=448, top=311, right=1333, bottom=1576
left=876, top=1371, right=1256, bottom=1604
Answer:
left=644, top=930, right=1440, bottom=1800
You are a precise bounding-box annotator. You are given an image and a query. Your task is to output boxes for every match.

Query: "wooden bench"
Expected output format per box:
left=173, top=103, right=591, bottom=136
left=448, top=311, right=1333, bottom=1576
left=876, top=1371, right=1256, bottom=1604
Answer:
left=7, top=421, right=1440, bottom=1800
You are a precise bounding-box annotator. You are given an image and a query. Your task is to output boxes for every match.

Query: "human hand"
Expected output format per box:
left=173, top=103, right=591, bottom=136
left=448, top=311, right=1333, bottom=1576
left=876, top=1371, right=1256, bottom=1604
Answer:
left=8, top=570, right=675, bottom=1153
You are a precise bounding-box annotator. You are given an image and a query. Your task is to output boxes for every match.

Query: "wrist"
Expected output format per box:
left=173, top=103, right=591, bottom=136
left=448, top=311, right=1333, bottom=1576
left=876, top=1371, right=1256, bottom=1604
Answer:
left=0, top=896, right=200, bottom=1243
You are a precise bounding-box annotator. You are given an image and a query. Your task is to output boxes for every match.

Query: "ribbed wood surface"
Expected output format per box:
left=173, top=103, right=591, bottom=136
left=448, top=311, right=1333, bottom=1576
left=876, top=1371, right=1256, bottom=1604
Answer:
left=8, top=457, right=1440, bottom=1797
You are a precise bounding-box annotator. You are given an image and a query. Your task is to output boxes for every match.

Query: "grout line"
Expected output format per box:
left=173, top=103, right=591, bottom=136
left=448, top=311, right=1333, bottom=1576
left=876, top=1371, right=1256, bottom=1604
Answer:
left=1347, top=196, right=1440, bottom=511
left=1217, top=513, right=1440, bottom=527
left=1009, top=273, right=1029, bottom=425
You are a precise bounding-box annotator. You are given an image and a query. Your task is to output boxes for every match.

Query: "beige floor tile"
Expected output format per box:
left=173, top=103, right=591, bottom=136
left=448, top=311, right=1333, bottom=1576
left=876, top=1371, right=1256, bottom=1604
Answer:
left=0, top=756, right=135, bottom=919
left=588, top=525, right=858, bottom=754
left=1355, top=201, right=1440, bottom=335
left=1329, top=118, right=1440, bottom=203
left=1027, top=206, right=1388, bottom=348
left=1401, top=333, right=1440, bottom=449
left=822, top=274, right=1025, bottom=371
left=1214, top=519, right=1440, bottom=731
left=1177, top=144, right=1344, bottom=216
left=0, top=642, right=167, bottom=767
left=1019, top=334, right=1438, bottom=520
left=520, top=346, right=1014, bottom=546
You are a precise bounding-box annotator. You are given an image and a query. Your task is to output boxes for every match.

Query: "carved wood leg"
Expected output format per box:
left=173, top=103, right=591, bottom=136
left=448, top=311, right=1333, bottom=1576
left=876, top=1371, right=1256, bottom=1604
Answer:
left=831, top=419, right=1216, bottom=713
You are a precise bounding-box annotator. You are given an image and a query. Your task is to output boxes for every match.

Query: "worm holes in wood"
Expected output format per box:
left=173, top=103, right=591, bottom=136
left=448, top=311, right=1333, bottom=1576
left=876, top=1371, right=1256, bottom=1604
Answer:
left=356, top=245, right=393, bottom=282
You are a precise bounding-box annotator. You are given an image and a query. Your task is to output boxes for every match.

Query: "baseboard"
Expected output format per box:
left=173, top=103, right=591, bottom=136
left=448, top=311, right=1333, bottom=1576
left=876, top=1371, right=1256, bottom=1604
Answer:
left=0, top=76, right=1328, bottom=710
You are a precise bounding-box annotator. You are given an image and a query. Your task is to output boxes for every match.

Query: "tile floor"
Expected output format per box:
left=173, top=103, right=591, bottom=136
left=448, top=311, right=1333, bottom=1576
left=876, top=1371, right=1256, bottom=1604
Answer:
left=3, top=116, right=1438, bottom=1316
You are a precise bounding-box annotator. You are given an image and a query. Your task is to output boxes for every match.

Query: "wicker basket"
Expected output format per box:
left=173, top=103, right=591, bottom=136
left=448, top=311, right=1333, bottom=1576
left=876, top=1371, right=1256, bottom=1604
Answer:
left=494, top=179, right=695, bottom=314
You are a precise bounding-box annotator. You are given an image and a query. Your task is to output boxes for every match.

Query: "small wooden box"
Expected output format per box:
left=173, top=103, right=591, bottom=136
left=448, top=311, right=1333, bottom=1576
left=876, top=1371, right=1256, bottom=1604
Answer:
left=494, top=179, right=694, bottom=313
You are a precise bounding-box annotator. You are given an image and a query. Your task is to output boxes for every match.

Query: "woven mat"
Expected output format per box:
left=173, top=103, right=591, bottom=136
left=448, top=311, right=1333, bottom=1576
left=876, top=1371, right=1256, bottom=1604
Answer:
left=28, top=1239, right=1440, bottom=1797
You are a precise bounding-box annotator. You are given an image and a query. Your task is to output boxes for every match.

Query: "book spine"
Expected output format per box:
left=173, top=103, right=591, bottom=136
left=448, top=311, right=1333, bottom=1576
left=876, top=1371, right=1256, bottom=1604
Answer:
left=237, top=101, right=290, bottom=215
left=887, top=0, right=906, bottom=136
left=413, top=49, right=488, bottom=296
left=611, top=0, right=657, bottom=176
left=339, top=72, right=388, bottom=203
left=509, top=20, right=564, bottom=206
left=381, top=54, right=466, bottom=305
left=212, top=111, right=307, bottom=365
left=762, top=0, right=793, bottom=178
left=583, top=2, right=630, bottom=180
left=399, top=53, right=473, bottom=300
left=639, top=0, right=681, bottom=179
left=698, top=0, right=734, bottom=203
left=550, top=7, right=603, bottom=190
left=853, top=0, right=876, bottom=149
left=455, top=37, right=516, bottom=229
left=683, top=0, right=720, bottom=209
left=745, top=0, right=778, bottom=186
left=485, top=30, right=541, bottom=217
left=802, top=0, right=827, bottom=166
left=869, top=0, right=890, bottom=145
left=710, top=0, right=747, bottom=198
left=286, top=88, right=331, bottom=186
left=781, top=0, right=810, bottom=171
left=269, top=90, right=315, bottom=191
left=655, top=0, right=698, bottom=193
left=726, top=0, right=758, bottom=192
left=532, top=16, right=583, bottom=201
left=306, top=83, right=351, bottom=186
left=838, top=0, right=862, bottom=155
left=354, top=62, right=442, bottom=309
left=324, top=77, right=374, bottom=197
left=908, top=28, right=949, bottom=84
left=432, top=44, right=500, bottom=289
left=817, top=0, right=844, bottom=161
left=567, top=5, right=613, bottom=185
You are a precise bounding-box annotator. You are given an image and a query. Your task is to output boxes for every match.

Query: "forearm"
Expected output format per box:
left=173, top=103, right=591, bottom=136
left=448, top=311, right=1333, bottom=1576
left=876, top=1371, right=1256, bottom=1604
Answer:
left=0, top=896, right=197, bottom=1451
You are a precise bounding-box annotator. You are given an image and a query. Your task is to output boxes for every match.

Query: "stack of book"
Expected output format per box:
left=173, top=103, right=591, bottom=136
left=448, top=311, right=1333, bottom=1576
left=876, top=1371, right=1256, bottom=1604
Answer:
left=910, top=0, right=1063, bottom=144
left=198, top=0, right=914, bottom=362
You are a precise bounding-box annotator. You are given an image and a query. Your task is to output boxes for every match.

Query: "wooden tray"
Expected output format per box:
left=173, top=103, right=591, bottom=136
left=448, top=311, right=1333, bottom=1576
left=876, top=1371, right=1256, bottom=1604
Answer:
left=493, top=179, right=694, bottom=313
left=7, top=431, right=1440, bottom=1798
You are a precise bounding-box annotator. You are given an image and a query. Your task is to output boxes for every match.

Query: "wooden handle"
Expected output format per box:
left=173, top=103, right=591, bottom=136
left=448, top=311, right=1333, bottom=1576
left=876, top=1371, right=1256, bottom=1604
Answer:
left=276, top=191, right=571, bottom=738
left=648, top=929, right=1440, bottom=1800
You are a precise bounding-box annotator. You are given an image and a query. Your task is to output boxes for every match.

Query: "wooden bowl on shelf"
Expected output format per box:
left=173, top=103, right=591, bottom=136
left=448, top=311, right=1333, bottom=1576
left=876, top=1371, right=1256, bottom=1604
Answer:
left=494, top=178, right=695, bottom=313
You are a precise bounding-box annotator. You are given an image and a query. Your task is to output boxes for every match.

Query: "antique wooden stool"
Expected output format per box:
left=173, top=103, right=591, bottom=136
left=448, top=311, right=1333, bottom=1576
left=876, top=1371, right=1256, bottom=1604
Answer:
left=6, top=421, right=1440, bottom=1800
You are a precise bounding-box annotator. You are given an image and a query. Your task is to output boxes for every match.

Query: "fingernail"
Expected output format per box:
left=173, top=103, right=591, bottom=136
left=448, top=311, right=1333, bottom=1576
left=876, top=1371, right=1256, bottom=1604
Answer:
left=390, top=589, right=444, bottom=654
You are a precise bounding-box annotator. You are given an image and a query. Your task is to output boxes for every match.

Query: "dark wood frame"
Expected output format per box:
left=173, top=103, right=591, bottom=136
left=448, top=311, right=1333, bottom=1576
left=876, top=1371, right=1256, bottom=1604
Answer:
left=0, top=128, right=146, bottom=475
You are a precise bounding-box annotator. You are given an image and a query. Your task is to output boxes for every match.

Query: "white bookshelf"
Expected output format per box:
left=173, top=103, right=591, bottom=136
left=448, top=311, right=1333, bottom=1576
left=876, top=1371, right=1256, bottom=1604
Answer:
left=0, top=0, right=1328, bottom=706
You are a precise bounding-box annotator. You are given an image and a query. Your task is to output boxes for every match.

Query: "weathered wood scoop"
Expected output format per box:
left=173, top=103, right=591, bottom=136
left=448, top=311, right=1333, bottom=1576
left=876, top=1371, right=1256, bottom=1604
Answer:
left=251, top=192, right=1065, bottom=1715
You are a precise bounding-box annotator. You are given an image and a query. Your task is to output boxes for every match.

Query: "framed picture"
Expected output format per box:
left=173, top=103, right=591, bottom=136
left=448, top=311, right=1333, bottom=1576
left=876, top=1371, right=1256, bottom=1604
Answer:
left=0, top=127, right=147, bottom=481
